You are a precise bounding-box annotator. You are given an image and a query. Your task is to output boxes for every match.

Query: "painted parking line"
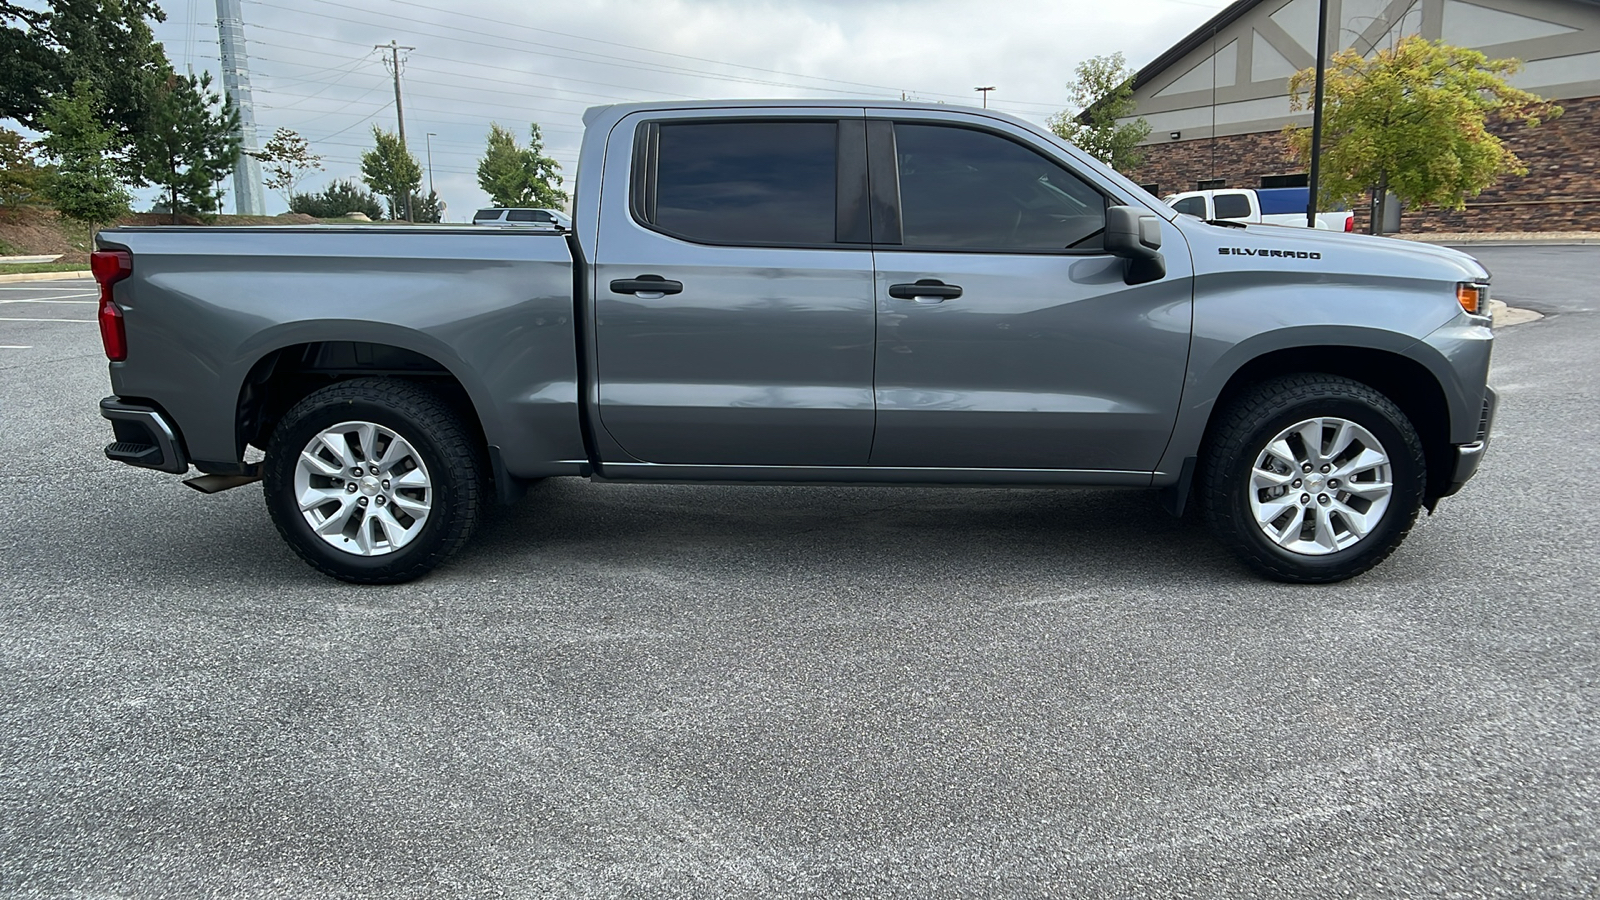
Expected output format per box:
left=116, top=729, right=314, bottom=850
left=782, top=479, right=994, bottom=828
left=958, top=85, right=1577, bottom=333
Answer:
left=0, top=317, right=95, bottom=323
left=0, top=285, right=95, bottom=291
left=0, top=297, right=98, bottom=304
left=0, top=345, right=32, bottom=349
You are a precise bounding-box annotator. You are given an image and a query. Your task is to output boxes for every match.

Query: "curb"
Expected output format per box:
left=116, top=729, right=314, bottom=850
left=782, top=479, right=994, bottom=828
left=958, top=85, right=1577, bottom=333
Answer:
left=1490, top=299, right=1543, bottom=327
left=0, top=270, right=91, bottom=284
left=1399, top=234, right=1600, bottom=246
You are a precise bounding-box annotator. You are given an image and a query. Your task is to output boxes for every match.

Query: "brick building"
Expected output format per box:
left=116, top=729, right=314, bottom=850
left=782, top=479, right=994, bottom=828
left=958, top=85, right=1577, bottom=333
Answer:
left=1121, top=0, right=1600, bottom=232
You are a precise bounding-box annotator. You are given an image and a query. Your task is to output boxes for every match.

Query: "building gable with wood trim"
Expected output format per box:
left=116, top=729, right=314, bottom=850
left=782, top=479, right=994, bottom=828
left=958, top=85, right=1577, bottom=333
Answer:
left=1122, top=0, right=1600, bottom=231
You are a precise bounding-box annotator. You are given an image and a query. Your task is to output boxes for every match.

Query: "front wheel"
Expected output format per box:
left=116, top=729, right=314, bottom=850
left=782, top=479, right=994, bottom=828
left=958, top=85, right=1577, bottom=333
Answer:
left=1199, top=374, right=1426, bottom=583
left=263, top=378, right=487, bottom=584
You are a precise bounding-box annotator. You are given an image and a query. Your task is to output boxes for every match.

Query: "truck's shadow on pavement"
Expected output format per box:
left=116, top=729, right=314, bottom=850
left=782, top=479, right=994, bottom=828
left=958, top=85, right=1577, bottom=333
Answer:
left=452, top=477, right=1248, bottom=586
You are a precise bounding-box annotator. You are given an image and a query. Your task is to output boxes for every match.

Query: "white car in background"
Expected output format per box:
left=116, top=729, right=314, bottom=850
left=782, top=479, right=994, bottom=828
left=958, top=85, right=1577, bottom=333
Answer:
left=1164, top=188, right=1354, bottom=232
left=472, top=208, right=572, bottom=230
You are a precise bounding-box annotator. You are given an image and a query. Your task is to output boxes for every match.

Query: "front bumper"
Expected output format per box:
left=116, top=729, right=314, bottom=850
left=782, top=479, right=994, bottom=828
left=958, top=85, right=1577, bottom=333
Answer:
left=1441, top=386, right=1497, bottom=497
left=100, top=397, right=189, bottom=474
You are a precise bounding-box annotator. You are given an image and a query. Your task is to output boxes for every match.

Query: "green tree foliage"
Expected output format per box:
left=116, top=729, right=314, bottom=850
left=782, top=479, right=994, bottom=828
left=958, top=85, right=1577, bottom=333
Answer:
left=289, top=179, right=384, bottom=220
left=130, top=71, right=242, bottom=223
left=1286, top=36, right=1560, bottom=218
left=359, top=125, right=422, bottom=220
left=0, top=127, right=51, bottom=206
left=2, top=1, right=171, bottom=155
left=250, top=127, right=323, bottom=208
left=476, top=122, right=567, bottom=208
left=0, top=2, right=57, bottom=128
left=36, top=81, right=129, bottom=228
left=409, top=189, right=443, bottom=223
left=1047, top=53, right=1151, bottom=174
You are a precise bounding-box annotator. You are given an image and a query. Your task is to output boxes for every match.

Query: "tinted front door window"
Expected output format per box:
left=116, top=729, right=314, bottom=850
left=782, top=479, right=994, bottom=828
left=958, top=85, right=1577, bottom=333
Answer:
left=893, top=123, right=1107, bottom=251
left=653, top=121, right=836, bottom=245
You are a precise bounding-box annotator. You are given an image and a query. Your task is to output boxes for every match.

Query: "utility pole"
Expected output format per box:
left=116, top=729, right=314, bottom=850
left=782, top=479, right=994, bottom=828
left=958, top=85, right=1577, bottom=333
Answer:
left=377, top=39, right=416, bottom=219
left=215, top=0, right=266, bottom=215
left=425, top=132, right=436, bottom=196
left=974, top=86, right=995, bottom=108
left=1306, top=0, right=1330, bottom=228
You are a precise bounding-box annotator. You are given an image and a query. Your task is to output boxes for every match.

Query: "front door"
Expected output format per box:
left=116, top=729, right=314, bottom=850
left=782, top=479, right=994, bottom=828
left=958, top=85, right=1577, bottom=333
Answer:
left=866, top=116, right=1194, bottom=472
left=592, top=113, right=876, bottom=467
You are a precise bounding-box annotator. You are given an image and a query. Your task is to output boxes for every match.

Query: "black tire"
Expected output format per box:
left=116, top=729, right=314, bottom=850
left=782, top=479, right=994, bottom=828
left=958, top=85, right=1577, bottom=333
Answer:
left=263, top=378, right=487, bottom=584
left=1199, top=374, right=1426, bottom=583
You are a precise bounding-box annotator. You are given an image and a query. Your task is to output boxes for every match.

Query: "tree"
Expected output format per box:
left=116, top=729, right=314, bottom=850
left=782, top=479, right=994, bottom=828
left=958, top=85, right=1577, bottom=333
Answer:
left=250, top=127, right=323, bottom=209
left=130, top=71, right=242, bottom=224
left=289, top=179, right=384, bottom=220
left=360, top=125, right=422, bottom=220
left=1047, top=53, right=1151, bottom=174
left=476, top=122, right=567, bottom=208
left=2, top=1, right=171, bottom=157
left=1286, top=36, right=1560, bottom=231
left=36, top=81, right=129, bottom=235
left=0, top=127, right=51, bottom=206
left=409, top=189, right=443, bottom=223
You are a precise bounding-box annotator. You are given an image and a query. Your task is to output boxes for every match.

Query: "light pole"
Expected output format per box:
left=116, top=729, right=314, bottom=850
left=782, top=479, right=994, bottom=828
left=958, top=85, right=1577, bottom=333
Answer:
left=1307, top=0, right=1330, bottom=228
left=974, top=86, right=995, bottom=108
left=425, top=132, right=436, bottom=196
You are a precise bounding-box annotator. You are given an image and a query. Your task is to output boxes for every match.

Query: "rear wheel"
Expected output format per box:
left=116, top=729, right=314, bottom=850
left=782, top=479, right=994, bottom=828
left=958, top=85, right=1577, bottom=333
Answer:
left=1200, top=374, right=1426, bottom=583
left=263, top=378, right=486, bottom=584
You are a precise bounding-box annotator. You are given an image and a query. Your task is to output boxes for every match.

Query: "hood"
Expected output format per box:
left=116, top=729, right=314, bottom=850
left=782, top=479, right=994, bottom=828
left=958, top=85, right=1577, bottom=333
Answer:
left=1178, top=219, right=1490, bottom=284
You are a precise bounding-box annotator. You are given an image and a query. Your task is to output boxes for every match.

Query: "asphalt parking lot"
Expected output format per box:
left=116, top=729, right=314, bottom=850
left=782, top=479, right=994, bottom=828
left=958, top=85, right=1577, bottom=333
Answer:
left=2, top=248, right=1597, bottom=898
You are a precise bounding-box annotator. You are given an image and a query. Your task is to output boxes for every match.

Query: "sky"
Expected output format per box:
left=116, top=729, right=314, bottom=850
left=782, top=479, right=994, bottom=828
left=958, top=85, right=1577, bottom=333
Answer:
left=143, top=0, right=1235, bottom=219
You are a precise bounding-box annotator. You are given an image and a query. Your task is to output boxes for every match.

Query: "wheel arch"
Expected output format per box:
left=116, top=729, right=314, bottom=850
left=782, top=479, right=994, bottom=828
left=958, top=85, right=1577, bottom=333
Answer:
left=1197, top=343, right=1456, bottom=505
left=235, top=334, right=497, bottom=465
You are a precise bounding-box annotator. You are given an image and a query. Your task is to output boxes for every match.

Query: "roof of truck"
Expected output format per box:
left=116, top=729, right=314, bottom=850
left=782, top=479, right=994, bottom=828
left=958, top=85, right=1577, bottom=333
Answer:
left=580, top=98, right=1010, bottom=127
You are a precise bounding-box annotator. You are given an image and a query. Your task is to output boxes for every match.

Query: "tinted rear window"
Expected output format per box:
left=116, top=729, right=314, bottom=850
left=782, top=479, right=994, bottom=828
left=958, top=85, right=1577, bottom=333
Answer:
left=1172, top=196, right=1207, bottom=217
left=651, top=121, right=836, bottom=245
left=1213, top=194, right=1252, bottom=219
left=473, top=210, right=502, bottom=222
left=506, top=209, right=546, bottom=222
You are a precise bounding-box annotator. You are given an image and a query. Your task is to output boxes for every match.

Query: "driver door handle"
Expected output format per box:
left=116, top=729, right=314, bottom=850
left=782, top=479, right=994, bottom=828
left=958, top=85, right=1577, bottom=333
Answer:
left=888, top=280, right=963, bottom=303
left=610, top=275, right=684, bottom=297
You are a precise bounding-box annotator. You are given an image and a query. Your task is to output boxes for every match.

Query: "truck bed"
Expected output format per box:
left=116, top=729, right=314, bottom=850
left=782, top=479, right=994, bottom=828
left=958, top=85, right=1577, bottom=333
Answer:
left=97, top=226, right=588, bottom=479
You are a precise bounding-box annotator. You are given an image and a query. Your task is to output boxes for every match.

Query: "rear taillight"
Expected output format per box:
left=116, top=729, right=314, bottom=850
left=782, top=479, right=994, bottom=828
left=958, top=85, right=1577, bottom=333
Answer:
left=1344, top=216, right=1354, bottom=232
left=91, top=250, right=132, bottom=361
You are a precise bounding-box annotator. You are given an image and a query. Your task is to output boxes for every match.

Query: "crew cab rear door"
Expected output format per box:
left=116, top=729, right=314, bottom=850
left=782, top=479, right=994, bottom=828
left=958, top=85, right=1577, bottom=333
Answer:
left=864, top=111, right=1194, bottom=473
left=591, top=109, right=876, bottom=468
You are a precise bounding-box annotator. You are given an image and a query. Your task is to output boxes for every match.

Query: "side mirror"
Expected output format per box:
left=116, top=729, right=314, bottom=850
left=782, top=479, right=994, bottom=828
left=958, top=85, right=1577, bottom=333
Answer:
left=1104, top=205, right=1166, bottom=285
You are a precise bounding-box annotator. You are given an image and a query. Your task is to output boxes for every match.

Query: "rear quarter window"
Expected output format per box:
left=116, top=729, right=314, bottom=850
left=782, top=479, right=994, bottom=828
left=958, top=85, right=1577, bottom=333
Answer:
left=1212, top=194, right=1252, bottom=219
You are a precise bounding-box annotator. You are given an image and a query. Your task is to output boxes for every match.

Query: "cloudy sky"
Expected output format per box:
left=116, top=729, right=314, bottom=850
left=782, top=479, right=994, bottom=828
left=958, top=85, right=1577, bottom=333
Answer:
left=146, top=0, right=1234, bottom=218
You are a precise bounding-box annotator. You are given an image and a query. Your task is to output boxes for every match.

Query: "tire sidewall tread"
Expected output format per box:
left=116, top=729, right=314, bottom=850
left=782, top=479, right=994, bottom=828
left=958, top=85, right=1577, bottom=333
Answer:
left=1200, top=373, right=1427, bottom=584
left=263, top=378, right=486, bottom=584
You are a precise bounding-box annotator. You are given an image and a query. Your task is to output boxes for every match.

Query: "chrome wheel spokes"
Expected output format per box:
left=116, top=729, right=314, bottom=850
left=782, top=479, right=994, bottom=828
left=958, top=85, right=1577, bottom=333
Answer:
left=1247, top=417, right=1393, bottom=557
left=292, top=421, right=433, bottom=556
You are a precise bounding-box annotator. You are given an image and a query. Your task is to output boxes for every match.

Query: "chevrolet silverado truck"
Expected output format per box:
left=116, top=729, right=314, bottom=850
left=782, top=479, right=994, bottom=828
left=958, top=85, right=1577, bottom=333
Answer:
left=93, top=100, right=1496, bottom=584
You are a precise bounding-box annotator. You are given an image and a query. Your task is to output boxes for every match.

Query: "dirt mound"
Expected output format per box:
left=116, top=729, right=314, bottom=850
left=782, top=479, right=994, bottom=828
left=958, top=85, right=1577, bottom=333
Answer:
left=0, top=205, right=86, bottom=257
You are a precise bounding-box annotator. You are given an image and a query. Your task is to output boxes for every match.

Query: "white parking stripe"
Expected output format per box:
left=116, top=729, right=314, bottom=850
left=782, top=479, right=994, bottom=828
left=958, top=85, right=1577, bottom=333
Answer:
left=0, top=345, right=32, bottom=349
left=0, top=317, right=95, bottom=323
left=0, top=297, right=98, bottom=304
left=0, top=285, right=94, bottom=291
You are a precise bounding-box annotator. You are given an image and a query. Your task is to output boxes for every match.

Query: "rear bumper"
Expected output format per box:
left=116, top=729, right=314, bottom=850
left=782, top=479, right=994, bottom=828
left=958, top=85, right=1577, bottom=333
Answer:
left=1441, top=386, right=1497, bottom=498
left=100, top=397, right=189, bottom=474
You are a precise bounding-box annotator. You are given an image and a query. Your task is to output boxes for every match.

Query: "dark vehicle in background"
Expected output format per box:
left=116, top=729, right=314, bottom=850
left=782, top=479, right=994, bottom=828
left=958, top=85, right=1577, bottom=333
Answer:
left=93, top=100, right=1496, bottom=585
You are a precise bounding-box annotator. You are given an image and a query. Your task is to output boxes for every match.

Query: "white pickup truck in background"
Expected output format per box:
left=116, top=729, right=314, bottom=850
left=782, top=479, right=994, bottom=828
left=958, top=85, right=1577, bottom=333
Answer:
left=1164, top=187, right=1355, bottom=232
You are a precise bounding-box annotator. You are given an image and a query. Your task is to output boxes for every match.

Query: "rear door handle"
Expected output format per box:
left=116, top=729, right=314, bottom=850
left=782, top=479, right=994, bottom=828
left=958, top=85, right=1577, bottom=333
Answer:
left=888, top=280, right=962, bottom=303
left=610, top=275, right=684, bottom=297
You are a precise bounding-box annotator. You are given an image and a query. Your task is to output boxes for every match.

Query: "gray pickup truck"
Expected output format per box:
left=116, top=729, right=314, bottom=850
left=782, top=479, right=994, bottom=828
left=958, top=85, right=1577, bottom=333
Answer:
left=93, top=100, right=1496, bottom=584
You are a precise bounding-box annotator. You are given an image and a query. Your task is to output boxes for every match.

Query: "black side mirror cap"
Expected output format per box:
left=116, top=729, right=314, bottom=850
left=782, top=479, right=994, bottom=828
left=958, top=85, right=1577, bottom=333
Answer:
left=1105, top=205, right=1166, bottom=285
